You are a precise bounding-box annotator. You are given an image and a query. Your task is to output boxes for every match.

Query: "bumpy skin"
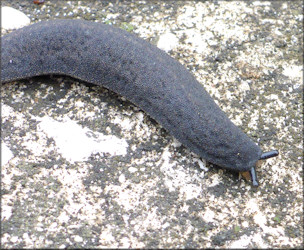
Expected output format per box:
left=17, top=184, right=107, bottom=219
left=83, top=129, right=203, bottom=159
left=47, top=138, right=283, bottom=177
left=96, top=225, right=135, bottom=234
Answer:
left=1, top=19, right=262, bottom=172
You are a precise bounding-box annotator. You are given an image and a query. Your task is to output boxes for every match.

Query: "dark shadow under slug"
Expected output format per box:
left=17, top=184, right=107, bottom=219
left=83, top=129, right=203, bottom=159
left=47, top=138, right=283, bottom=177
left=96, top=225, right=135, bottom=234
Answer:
left=1, top=19, right=278, bottom=186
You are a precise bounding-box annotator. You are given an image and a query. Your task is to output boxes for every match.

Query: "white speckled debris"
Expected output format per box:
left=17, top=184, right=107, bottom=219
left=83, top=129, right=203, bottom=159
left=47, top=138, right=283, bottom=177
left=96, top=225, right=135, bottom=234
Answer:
left=157, top=32, right=179, bottom=52
left=37, top=116, right=128, bottom=162
left=160, top=147, right=203, bottom=200
left=1, top=6, right=30, bottom=30
left=1, top=143, right=14, bottom=166
left=282, top=65, right=303, bottom=79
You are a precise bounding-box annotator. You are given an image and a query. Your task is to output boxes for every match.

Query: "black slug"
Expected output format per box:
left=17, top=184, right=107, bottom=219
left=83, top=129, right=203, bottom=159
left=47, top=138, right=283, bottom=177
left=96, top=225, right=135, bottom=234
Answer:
left=1, top=19, right=278, bottom=186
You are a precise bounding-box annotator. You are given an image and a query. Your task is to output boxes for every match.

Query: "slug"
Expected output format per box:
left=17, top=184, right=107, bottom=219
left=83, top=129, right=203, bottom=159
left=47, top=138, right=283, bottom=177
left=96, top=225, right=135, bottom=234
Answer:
left=1, top=19, right=278, bottom=186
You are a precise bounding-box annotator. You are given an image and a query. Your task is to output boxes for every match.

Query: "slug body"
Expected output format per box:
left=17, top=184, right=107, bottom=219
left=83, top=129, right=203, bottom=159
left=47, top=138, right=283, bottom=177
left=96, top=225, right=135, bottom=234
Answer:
left=1, top=19, right=264, bottom=173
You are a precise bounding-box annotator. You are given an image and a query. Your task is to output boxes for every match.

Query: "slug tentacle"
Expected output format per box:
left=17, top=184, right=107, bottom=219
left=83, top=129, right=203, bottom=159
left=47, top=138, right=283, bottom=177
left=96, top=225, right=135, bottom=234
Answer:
left=250, top=166, right=259, bottom=187
left=260, top=150, right=279, bottom=160
left=1, top=19, right=279, bottom=185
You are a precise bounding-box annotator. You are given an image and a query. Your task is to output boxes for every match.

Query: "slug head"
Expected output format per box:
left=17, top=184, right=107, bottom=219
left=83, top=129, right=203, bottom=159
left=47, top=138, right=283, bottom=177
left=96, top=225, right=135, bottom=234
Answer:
left=240, top=150, right=279, bottom=186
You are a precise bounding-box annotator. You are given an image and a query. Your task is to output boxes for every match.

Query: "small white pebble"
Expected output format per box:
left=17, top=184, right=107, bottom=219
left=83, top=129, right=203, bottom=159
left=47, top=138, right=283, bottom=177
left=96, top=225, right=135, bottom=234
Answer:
left=11, top=236, right=19, bottom=243
left=37, top=216, right=44, bottom=222
left=119, top=174, right=126, bottom=183
left=242, top=221, right=249, bottom=227
left=128, top=167, right=138, bottom=173
left=197, top=159, right=208, bottom=171
left=74, top=235, right=83, bottom=242
left=1, top=143, right=14, bottom=166
left=172, top=138, right=182, bottom=147
left=1, top=6, right=30, bottom=30
left=157, top=33, right=179, bottom=52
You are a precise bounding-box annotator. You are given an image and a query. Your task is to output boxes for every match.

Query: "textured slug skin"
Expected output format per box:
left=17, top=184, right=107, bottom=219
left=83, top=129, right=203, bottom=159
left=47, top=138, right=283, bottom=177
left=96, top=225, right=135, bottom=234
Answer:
left=1, top=19, right=262, bottom=172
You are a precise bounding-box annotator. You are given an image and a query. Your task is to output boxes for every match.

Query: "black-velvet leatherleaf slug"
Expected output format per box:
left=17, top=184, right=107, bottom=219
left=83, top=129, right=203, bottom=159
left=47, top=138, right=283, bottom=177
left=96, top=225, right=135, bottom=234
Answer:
left=1, top=19, right=279, bottom=186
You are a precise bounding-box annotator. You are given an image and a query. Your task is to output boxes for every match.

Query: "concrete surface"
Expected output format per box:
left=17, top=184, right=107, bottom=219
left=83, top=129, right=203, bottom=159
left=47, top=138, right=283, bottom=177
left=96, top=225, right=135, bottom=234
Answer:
left=1, top=1, right=303, bottom=248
